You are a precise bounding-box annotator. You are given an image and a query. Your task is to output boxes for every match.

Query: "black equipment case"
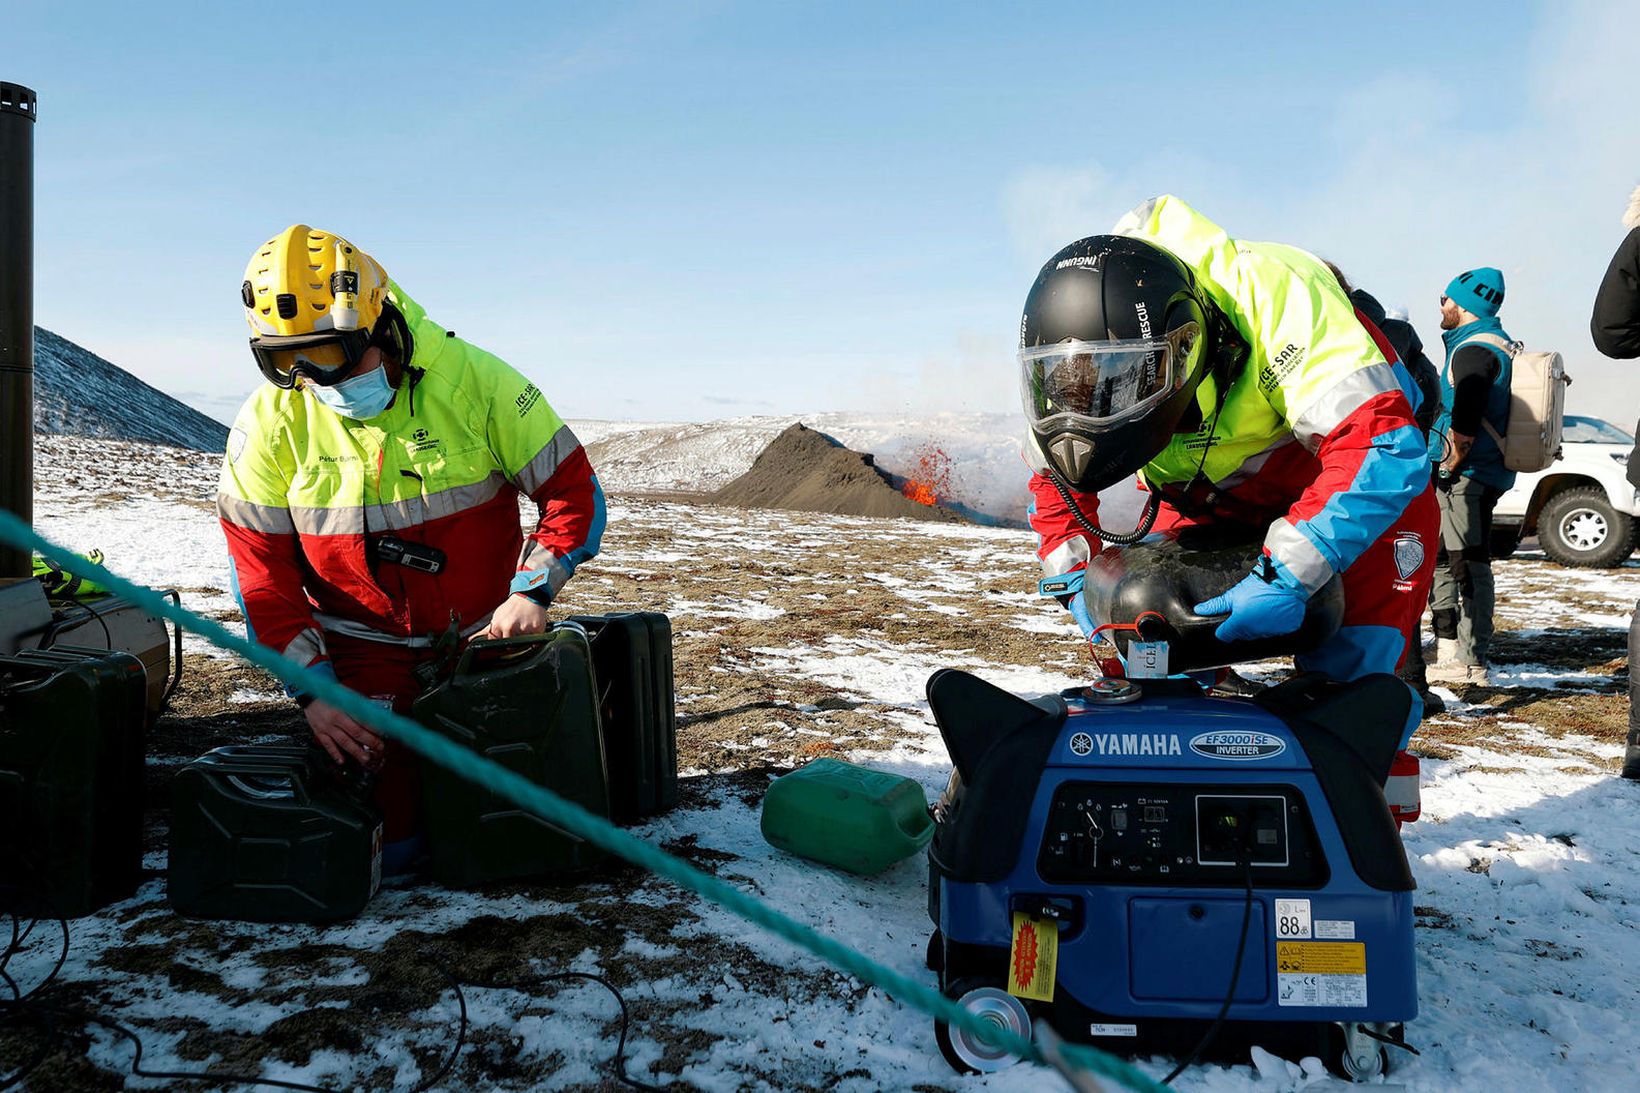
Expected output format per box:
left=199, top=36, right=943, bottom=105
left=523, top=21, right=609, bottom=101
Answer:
left=0, top=647, right=147, bottom=918
left=568, top=612, right=679, bottom=823
left=168, top=744, right=383, bottom=922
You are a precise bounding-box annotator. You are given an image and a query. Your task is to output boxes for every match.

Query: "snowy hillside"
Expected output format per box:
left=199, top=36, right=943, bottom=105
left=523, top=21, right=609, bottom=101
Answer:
left=573, top=411, right=1150, bottom=530
left=32, top=327, right=229, bottom=451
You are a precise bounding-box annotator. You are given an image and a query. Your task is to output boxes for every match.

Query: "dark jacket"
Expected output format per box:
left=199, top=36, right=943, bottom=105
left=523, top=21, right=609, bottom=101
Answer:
left=1591, top=189, right=1640, bottom=484
left=1592, top=226, right=1640, bottom=359
left=1351, top=289, right=1441, bottom=435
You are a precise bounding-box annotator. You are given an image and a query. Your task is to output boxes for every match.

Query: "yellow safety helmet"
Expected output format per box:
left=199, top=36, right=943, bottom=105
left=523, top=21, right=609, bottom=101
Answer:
left=240, top=225, right=413, bottom=388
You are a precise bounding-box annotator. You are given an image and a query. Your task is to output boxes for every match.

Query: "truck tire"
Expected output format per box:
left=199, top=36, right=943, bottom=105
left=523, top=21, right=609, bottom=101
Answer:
left=1537, top=486, right=1636, bottom=568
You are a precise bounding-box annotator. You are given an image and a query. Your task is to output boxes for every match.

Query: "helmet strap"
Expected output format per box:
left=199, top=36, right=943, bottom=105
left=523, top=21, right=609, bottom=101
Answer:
left=372, top=300, right=415, bottom=367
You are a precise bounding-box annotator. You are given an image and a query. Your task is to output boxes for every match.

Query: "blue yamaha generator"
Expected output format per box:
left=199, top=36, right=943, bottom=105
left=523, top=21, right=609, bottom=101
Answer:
left=924, top=535, right=1418, bottom=1081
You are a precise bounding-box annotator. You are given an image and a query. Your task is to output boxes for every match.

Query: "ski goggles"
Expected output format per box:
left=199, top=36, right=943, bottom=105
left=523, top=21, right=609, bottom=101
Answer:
left=250, top=327, right=376, bottom=389
left=1019, top=322, right=1202, bottom=427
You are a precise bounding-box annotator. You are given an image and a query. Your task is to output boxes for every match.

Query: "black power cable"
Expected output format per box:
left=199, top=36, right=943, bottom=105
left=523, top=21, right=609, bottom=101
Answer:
left=1161, top=852, right=1256, bottom=1085
left=0, top=897, right=670, bottom=1093
left=0, top=906, right=467, bottom=1093
left=1043, top=389, right=1227, bottom=548
left=474, top=969, right=669, bottom=1092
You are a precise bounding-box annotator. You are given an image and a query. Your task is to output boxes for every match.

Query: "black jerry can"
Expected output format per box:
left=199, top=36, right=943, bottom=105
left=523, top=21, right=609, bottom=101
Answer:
left=411, top=625, right=611, bottom=886
left=1080, top=528, right=1346, bottom=673
left=13, top=645, right=148, bottom=905
left=1, top=656, right=103, bottom=918
left=168, top=745, right=383, bottom=922
left=567, top=612, right=679, bottom=822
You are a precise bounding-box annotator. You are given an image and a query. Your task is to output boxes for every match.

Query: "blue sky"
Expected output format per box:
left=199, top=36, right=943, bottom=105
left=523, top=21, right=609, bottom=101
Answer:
left=6, top=1, right=1637, bottom=426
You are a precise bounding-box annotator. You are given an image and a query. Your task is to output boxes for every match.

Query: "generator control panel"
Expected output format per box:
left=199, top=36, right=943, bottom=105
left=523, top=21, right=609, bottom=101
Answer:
left=1036, top=781, right=1327, bottom=887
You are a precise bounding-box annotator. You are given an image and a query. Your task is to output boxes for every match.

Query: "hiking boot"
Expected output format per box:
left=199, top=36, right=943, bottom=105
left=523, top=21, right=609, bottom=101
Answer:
left=1624, top=729, right=1640, bottom=780
left=1427, top=659, right=1490, bottom=686
left=1418, top=688, right=1446, bottom=717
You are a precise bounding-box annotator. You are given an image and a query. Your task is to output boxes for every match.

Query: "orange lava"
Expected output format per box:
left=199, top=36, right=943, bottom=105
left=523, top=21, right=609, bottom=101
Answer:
left=901, top=444, right=952, bottom=507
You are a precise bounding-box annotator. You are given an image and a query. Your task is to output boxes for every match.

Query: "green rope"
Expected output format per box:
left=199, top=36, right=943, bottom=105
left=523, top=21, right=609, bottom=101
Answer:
left=0, top=510, right=1169, bottom=1093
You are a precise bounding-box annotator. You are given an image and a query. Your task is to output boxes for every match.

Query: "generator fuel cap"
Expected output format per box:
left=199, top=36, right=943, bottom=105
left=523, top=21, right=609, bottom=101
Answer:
left=1071, top=678, right=1142, bottom=705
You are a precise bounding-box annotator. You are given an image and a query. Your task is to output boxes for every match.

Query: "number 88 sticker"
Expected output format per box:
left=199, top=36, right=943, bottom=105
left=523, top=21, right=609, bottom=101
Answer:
left=1274, top=898, right=1311, bottom=939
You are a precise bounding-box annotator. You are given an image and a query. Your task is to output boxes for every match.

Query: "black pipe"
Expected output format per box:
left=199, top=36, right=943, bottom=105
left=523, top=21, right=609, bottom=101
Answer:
left=0, top=82, right=36, bottom=582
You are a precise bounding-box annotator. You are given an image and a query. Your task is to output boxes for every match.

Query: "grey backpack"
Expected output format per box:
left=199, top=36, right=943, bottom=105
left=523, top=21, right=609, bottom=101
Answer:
left=1469, top=333, right=1570, bottom=473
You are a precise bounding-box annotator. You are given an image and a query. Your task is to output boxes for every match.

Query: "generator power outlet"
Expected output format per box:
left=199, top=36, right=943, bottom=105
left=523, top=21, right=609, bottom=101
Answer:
left=1195, top=794, right=1291, bottom=868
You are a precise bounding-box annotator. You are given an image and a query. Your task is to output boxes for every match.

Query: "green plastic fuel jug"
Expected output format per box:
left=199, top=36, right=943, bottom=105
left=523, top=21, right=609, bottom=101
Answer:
left=411, top=625, right=611, bottom=886
left=760, top=758, right=934, bottom=875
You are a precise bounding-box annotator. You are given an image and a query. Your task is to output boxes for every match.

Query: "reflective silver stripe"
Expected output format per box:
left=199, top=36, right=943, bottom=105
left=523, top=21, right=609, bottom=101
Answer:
left=1290, top=362, right=1403, bottom=452
left=313, top=612, right=494, bottom=647
left=281, top=627, right=328, bottom=666
left=218, top=492, right=296, bottom=535
left=290, top=506, right=365, bottom=536
left=515, top=426, right=581, bottom=495
left=1042, top=536, right=1092, bottom=577
left=518, top=541, right=572, bottom=597
left=1383, top=773, right=1420, bottom=811
left=1264, top=519, right=1335, bottom=595
left=287, top=474, right=508, bottom=536
left=364, top=472, right=508, bottom=532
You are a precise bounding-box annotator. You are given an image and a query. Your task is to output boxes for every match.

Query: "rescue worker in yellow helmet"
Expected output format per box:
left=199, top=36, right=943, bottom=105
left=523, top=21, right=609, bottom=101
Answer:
left=219, top=226, right=605, bottom=867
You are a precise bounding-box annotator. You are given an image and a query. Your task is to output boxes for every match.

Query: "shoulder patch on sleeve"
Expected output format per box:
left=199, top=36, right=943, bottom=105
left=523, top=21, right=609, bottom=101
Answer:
left=515, top=382, right=543, bottom=417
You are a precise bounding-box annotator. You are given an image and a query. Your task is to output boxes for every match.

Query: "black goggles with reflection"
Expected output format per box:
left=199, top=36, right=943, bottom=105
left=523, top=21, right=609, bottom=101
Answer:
left=250, top=328, right=375, bottom=389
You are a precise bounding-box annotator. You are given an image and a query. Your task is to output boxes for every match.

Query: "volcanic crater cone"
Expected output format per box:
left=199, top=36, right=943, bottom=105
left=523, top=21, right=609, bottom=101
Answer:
left=711, top=422, right=963, bottom=522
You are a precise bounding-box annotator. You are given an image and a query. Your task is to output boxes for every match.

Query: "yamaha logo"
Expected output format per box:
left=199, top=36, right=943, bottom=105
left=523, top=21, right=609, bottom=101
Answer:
left=1069, top=732, right=1094, bottom=756
left=1189, top=730, right=1287, bottom=761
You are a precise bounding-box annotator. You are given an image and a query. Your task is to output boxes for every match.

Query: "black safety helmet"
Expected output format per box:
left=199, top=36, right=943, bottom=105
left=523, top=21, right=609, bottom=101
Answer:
left=1018, top=234, right=1241, bottom=492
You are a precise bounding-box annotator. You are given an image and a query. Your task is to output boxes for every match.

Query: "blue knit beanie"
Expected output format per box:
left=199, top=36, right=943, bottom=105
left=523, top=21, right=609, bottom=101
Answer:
left=1444, top=267, right=1505, bottom=318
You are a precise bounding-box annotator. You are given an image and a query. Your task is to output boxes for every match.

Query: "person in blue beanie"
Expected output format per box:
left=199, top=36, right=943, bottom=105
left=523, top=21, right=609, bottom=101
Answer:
left=1427, top=266, right=1515, bottom=686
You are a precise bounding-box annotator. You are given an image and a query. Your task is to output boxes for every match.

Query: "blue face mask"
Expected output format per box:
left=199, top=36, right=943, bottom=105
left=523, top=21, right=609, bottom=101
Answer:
left=308, top=366, right=397, bottom=419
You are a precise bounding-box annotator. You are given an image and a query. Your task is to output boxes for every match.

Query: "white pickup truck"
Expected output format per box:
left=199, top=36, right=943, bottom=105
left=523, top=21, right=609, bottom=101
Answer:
left=1491, top=415, right=1639, bottom=567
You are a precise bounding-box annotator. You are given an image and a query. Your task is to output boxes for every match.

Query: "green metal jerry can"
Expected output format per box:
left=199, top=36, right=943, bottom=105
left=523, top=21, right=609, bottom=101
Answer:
left=0, top=649, right=147, bottom=919
left=761, top=758, right=935, bottom=875
left=411, top=625, right=612, bottom=886
left=168, top=744, right=383, bottom=923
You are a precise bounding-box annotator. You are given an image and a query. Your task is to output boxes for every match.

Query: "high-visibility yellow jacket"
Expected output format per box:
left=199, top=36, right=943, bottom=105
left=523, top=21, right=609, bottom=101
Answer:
left=1029, top=196, right=1428, bottom=597
left=218, top=282, right=604, bottom=671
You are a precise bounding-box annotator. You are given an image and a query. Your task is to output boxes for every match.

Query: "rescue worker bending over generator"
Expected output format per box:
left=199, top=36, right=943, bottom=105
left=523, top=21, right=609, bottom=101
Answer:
left=218, top=225, right=604, bottom=868
left=1022, top=196, right=1438, bottom=702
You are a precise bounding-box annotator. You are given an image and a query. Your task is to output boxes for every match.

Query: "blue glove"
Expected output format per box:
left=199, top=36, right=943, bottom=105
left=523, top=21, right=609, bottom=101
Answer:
left=1040, top=572, right=1098, bottom=639
left=1194, top=556, right=1311, bottom=643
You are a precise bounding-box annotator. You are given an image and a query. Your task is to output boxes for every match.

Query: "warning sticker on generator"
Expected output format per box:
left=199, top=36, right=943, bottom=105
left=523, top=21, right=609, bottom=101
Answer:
left=1276, top=942, right=1367, bottom=1007
left=1007, top=913, right=1058, bottom=1002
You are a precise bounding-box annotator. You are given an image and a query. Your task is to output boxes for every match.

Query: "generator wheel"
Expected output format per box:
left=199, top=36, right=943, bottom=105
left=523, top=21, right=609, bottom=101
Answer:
left=1330, top=1022, right=1389, bottom=1082
left=934, top=977, right=1031, bottom=1075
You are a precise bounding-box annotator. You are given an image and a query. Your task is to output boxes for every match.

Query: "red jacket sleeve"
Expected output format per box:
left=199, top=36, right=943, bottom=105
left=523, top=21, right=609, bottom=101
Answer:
left=219, top=515, right=328, bottom=669
left=509, top=431, right=605, bottom=602
left=1028, top=470, right=1101, bottom=580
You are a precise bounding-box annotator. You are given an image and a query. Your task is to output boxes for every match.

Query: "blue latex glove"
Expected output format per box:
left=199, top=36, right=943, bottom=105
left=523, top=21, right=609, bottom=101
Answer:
left=1040, top=572, right=1098, bottom=639
left=1194, top=556, right=1311, bottom=643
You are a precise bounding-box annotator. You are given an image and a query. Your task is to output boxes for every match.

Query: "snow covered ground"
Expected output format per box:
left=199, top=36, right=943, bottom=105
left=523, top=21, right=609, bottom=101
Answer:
left=7, top=433, right=1638, bottom=1091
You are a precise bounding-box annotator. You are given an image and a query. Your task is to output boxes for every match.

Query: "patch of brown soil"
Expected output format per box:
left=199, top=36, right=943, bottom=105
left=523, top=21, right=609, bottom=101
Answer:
left=1414, top=687, right=1627, bottom=769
